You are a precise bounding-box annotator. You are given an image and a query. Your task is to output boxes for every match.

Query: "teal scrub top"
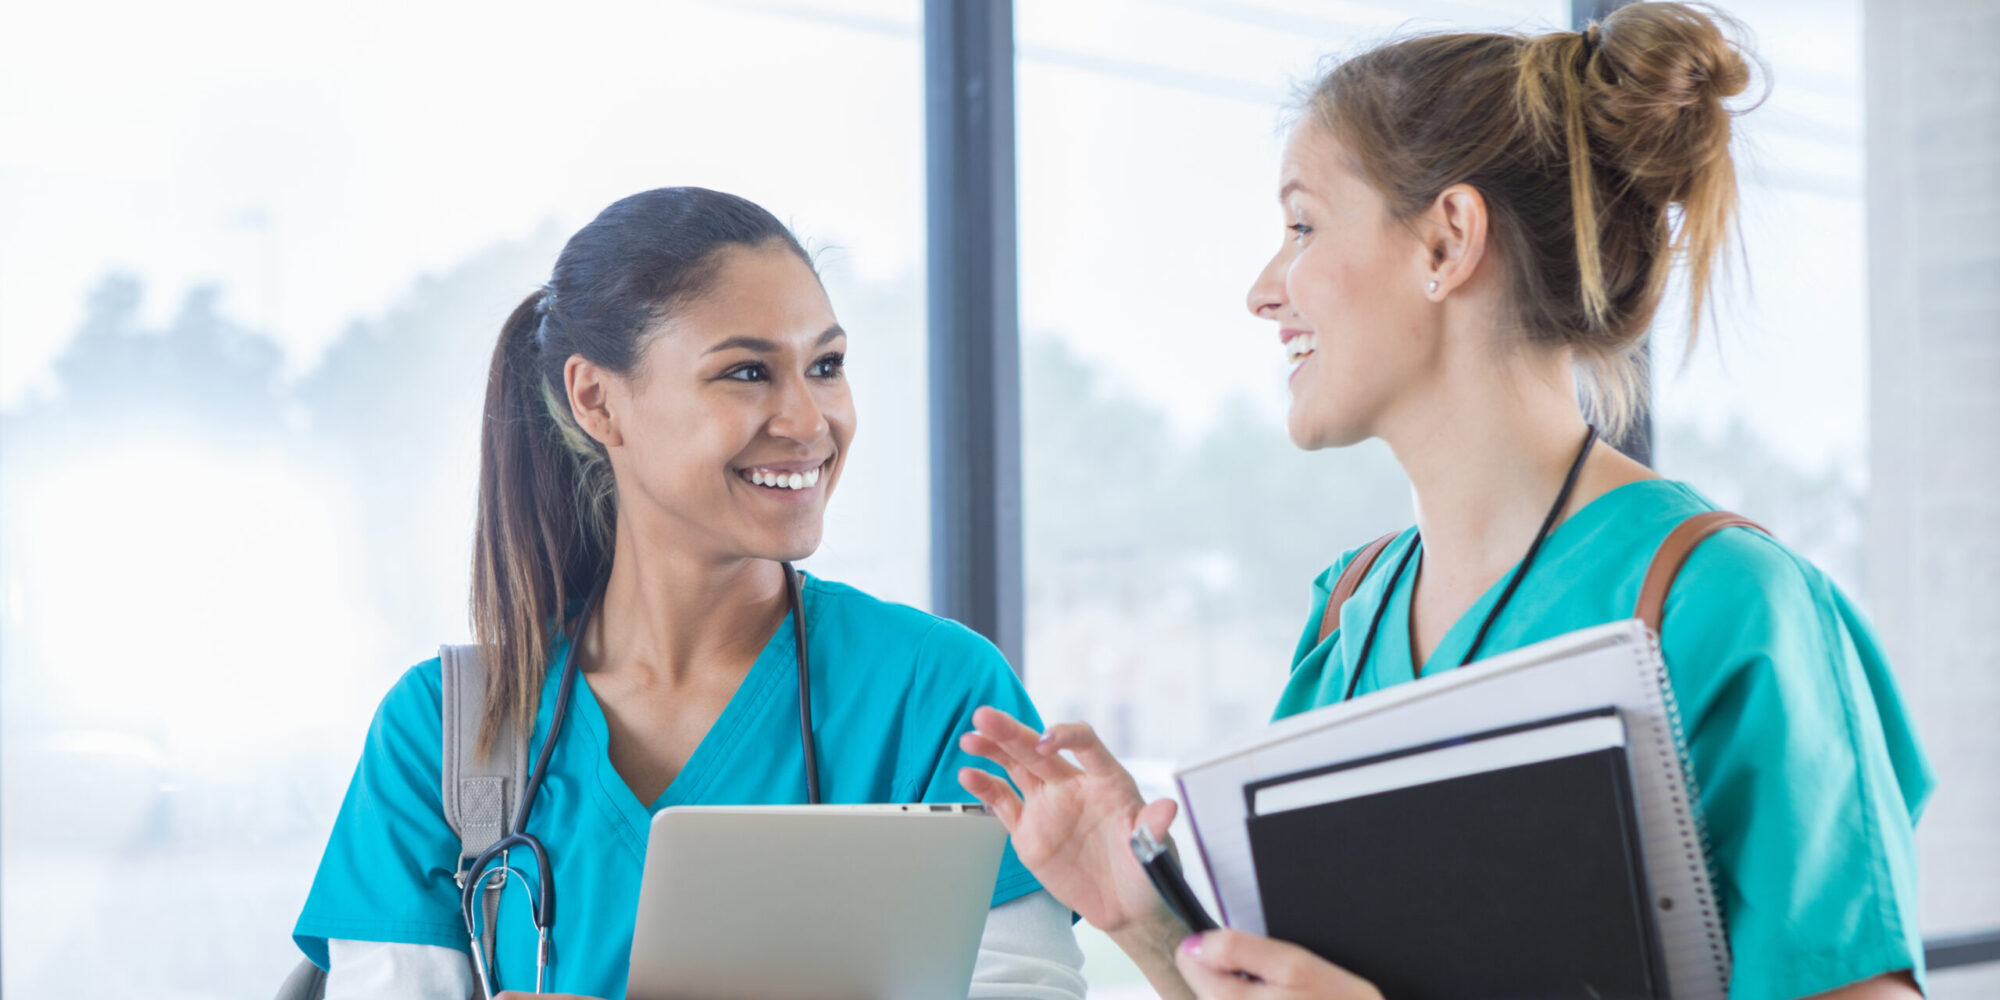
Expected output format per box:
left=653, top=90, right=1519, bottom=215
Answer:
left=1274, top=480, right=1935, bottom=1000
left=294, top=573, right=1046, bottom=998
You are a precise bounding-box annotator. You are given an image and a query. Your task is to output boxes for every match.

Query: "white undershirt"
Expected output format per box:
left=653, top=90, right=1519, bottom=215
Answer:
left=325, top=888, right=1085, bottom=999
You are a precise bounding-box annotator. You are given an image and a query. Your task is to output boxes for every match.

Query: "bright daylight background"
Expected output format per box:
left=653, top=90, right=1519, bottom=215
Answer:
left=1, top=0, right=1991, bottom=996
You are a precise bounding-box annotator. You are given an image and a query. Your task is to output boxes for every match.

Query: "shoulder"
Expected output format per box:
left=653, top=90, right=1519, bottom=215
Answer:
left=804, top=576, right=1038, bottom=762
left=381, top=657, right=446, bottom=717
left=1304, top=527, right=1418, bottom=637
left=1310, top=528, right=1417, bottom=600
left=804, top=574, right=957, bottom=642
left=1644, top=489, right=1877, bottom=733
left=1656, top=493, right=1834, bottom=645
left=356, top=658, right=447, bottom=783
left=803, top=574, right=1014, bottom=680
left=376, top=658, right=446, bottom=733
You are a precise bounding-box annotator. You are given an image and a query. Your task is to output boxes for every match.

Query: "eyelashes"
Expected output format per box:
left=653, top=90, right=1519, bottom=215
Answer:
left=1288, top=222, right=1313, bottom=245
left=722, top=353, right=846, bottom=383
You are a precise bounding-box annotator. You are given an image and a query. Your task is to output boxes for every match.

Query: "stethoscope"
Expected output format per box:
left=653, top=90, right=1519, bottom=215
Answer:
left=1341, top=425, right=1599, bottom=702
left=460, top=562, right=822, bottom=997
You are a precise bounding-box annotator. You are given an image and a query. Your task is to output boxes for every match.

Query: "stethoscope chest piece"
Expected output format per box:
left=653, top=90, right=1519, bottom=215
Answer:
left=459, top=562, right=819, bottom=997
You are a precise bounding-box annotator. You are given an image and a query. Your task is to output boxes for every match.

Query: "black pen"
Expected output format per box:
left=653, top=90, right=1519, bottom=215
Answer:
left=1130, top=825, right=1264, bottom=982
left=1130, top=823, right=1219, bottom=934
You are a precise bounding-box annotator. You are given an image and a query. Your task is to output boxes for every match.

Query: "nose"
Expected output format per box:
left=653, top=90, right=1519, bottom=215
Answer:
left=767, top=372, right=830, bottom=444
left=1246, top=244, right=1290, bottom=320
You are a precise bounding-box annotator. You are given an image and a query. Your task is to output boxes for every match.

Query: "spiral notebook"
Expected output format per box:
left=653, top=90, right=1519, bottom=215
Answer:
left=1174, top=618, right=1731, bottom=1000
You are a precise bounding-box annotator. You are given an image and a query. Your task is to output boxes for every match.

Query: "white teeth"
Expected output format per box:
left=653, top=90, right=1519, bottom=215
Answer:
left=1285, top=333, right=1318, bottom=364
left=745, top=465, right=826, bottom=490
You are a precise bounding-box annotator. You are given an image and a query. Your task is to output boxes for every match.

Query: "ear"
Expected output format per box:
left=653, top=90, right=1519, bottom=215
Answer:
left=1417, top=183, right=1490, bottom=302
left=565, top=354, right=624, bottom=449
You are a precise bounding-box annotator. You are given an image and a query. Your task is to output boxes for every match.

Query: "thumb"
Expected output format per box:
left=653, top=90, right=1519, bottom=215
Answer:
left=1183, top=928, right=1299, bottom=978
left=1138, top=797, right=1178, bottom=841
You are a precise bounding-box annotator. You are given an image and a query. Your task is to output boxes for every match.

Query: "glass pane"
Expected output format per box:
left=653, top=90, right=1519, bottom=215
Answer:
left=1651, top=3, right=1870, bottom=593
left=0, top=2, right=925, bottom=993
left=1015, top=3, right=1566, bottom=994
left=1653, top=0, right=2000, bottom=974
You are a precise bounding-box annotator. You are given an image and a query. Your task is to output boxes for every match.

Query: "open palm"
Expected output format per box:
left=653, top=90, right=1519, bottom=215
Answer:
left=958, top=706, right=1179, bottom=934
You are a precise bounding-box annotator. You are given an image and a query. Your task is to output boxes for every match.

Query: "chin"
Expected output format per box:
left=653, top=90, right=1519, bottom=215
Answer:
left=759, top=527, right=825, bottom=565
left=1286, top=404, right=1371, bottom=451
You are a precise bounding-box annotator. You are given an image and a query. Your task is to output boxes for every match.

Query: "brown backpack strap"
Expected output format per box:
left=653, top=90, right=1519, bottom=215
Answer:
left=1317, top=532, right=1401, bottom=644
left=1635, top=511, right=1768, bottom=635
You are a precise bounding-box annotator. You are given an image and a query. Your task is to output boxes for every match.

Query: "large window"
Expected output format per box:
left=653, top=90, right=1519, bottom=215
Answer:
left=0, top=2, right=927, bottom=993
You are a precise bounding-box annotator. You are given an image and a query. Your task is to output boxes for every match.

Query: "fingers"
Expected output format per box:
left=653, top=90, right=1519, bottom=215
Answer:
left=1174, top=933, right=1263, bottom=999
left=1184, top=930, right=1280, bottom=979
left=971, top=704, right=1040, bottom=742
left=970, top=706, right=1081, bottom=784
left=1176, top=931, right=1379, bottom=998
left=960, top=729, right=1045, bottom=794
left=957, top=767, right=1024, bottom=831
left=1035, top=721, right=1128, bottom=778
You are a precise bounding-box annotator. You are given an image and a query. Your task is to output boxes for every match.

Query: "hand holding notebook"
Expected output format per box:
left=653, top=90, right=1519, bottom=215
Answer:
left=1174, top=619, right=1731, bottom=1000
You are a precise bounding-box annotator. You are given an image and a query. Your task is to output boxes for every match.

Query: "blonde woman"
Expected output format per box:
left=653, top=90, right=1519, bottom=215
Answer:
left=963, top=6, right=1930, bottom=999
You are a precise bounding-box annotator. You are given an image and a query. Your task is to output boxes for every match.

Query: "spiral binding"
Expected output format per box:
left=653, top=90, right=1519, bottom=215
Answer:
left=1638, top=625, right=1733, bottom=991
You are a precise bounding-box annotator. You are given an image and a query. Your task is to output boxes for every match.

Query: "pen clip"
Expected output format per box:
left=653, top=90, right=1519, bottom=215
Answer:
left=1131, top=823, right=1167, bottom=863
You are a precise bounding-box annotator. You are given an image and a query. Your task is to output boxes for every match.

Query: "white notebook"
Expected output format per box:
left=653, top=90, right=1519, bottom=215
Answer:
left=1174, top=618, right=1731, bottom=1000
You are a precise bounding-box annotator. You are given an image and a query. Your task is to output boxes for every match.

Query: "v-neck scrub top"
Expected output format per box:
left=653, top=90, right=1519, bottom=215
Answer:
left=1274, top=480, right=1934, bottom=1000
left=294, top=574, right=1046, bottom=998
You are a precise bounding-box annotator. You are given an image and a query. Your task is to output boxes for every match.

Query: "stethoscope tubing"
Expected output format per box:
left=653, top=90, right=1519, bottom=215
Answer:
left=460, top=561, right=818, bottom=996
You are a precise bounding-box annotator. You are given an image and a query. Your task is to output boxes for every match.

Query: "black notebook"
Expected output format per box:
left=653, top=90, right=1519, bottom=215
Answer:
left=1243, top=708, right=1665, bottom=1000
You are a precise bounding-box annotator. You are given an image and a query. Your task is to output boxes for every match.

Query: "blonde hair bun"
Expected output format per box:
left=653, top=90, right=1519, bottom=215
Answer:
left=1588, top=2, right=1754, bottom=206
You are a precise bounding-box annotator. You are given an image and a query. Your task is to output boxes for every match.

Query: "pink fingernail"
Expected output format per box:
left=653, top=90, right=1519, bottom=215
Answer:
left=1036, top=733, right=1054, bottom=749
left=1180, top=933, right=1203, bottom=956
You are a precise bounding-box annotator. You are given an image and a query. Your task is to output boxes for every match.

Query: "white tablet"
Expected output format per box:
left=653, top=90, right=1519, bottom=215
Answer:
left=625, top=803, right=1008, bottom=1000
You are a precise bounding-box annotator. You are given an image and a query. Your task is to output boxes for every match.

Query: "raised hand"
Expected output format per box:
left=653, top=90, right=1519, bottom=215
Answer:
left=957, top=706, right=1180, bottom=937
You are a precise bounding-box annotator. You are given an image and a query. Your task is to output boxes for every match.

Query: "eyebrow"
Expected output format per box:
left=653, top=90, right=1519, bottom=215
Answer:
left=1278, top=180, right=1312, bottom=203
left=704, top=324, right=846, bottom=355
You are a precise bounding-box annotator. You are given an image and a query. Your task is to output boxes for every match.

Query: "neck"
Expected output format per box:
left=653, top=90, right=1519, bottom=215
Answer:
left=1376, top=348, right=1595, bottom=584
left=582, top=515, right=790, bottom=688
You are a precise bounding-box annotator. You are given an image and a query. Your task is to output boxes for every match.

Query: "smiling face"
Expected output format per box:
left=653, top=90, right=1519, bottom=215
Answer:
left=580, top=241, right=855, bottom=564
left=1246, top=124, right=1440, bottom=450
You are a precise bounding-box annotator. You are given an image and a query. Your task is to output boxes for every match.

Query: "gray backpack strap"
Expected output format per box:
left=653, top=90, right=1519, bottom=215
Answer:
left=272, top=956, right=327, bottom=1000
left=440, top=643, right=526, bottom=977
left=276, top=646, right=521, bottom=1000
left=441, top=643, right=527, bottom=863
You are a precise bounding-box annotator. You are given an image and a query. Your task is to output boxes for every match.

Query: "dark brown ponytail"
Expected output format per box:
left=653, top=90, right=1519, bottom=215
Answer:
left=468, top=187, right=812, bottom=758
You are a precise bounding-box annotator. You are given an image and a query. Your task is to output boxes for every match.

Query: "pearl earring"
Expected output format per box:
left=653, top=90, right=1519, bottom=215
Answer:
left=1426, top=280, right=1440, bottom=295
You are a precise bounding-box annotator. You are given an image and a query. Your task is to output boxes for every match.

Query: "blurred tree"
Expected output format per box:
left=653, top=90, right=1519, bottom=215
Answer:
left=293, top=224, right=566, bottom=651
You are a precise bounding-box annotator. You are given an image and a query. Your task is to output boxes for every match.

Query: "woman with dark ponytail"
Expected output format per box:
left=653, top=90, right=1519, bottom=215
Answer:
left=292, top=188, right=1085, bottom=998
left=964, top=6, right=1931, bottom=1000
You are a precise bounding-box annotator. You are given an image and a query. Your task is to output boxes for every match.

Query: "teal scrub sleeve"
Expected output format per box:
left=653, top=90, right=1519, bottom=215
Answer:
left=1663, top=529, right=1933, bottom=1000
left=903, top=618, right=1048, bottom=908
left=293, top=661, right=466, bottom=968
